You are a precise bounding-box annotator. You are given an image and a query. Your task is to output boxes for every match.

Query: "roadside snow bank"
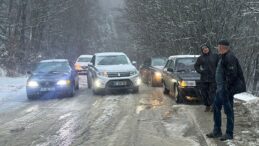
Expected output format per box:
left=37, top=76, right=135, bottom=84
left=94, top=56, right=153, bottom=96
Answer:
left=0, top=76, right=27, bottom=101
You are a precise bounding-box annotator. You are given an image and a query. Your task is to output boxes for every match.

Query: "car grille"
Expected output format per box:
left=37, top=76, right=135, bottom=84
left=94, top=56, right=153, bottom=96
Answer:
left=81, top=66, right=88, bottom=69
left=39, top=81, right=56, bottom=87
left=106, top=80, right=133, bottom=88
left=107, top=72, right=130, bottom=78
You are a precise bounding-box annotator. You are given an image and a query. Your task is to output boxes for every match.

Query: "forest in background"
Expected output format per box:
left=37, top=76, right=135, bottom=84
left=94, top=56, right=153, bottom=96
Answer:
left=0, top=0, right=258, bottom=94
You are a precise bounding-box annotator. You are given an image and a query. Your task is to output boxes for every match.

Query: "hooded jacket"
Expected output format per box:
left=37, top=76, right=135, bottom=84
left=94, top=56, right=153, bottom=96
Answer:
left=194, top=47, right=219, bottom=82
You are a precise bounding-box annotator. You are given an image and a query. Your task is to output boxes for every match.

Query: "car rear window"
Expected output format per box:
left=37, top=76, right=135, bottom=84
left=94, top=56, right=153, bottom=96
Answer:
left=77, top=57, right=92, bottom=62
left=175, top=58, right=197, bottom=72
left=152, top=58, right=166, bottom=66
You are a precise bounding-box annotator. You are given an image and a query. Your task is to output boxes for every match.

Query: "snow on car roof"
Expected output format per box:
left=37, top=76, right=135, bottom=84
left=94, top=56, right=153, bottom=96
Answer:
left=95, top=52, right=126, bottom=56
left=40, top=59, right=68, bottom=63
left=168, top=55, right=200, bottom=60
left=78, top=55, right=93, bottom=58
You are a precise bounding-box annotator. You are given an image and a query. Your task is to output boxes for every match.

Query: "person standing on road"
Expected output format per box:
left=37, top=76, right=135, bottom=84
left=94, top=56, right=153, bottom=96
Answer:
left=206, top=39, right=246, bottom=141
left=194, top=44, right=219, bottom=112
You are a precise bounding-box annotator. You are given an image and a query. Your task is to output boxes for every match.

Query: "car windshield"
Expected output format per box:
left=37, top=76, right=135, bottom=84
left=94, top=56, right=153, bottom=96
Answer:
left=175, top=58, right=197, bottom=72
left=33, top=62, right=70, bottom=73
left=152, top=58, right=166, bottom=66
left=77, top=57, right=92, bottom=62
left=96, top=55, right=129, bottom=65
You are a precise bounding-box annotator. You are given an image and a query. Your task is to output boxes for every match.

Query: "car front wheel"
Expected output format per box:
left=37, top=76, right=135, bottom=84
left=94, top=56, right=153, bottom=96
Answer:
left=163, top=83, right=169, bottom=94
left=174, top=85, right=185, bottom=104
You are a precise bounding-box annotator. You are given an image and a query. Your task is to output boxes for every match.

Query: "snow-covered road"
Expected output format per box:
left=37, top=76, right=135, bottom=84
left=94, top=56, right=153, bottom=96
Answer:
left=0, top=76, right=258, bottom=146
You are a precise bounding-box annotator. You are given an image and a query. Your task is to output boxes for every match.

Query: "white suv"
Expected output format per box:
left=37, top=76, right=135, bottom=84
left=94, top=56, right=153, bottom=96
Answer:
left=87, top=52, right=141, bottom=95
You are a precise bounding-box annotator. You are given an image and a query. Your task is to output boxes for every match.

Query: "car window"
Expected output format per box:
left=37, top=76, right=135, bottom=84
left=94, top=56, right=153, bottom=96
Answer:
left=33, top=62, right=70, bottom=73
left=168, top=60, right=175, bottom=69
left=175, top=58, right=197, bottom=72
left=164, top=60, right=172, bottom=68
left=96, top=55, right=129, bottom=65
left=77, top=57, right=92, bottom=62
left=151, top=58, right=166, bottom=66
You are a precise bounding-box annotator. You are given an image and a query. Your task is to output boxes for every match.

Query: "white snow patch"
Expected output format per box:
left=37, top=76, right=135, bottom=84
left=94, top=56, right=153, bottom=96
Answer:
left=59, top=113, right=72, bottom=120
left=234, top=92, right=258, bottom=103
left=25, top=105, right=39, bottom=113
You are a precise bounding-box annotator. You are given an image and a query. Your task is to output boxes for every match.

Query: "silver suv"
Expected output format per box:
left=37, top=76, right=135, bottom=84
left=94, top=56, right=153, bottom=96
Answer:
left=87, top=52, right=141, bottom=95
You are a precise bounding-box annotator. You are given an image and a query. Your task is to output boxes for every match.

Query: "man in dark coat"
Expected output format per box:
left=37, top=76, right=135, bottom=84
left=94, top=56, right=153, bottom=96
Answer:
left=206, top=39, right=246, bottom=141
left=195, top=45, right=219, bottom=112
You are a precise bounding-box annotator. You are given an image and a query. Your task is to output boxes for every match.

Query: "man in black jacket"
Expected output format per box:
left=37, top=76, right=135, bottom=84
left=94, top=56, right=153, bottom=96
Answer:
left=195, top=45, right=219, bottom=112
left=206, top=40, right=246, bottom=141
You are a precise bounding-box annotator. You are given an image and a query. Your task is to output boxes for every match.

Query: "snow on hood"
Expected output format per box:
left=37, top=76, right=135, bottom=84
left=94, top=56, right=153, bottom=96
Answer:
left=96, top=64, right=137, bottom=72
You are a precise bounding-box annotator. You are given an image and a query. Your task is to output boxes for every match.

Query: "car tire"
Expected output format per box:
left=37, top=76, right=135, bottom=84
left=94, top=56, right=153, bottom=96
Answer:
left=87, top=76, right=92, bottom=89
left=93, top=88, right=105, bottom=95
left=132, top=87, right=139, bottom=93
left=163, top=83, right=169, bottom=94
left=68, top=83, right=75, bottom=97
left=76, top=82, right=79, bottom=90
left=27, top=95, right=37, bottom=100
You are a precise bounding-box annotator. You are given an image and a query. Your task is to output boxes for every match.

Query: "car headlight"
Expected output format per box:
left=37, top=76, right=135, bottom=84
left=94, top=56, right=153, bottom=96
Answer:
left=94, top=79, right=101, bottom=88
left=136, top=77, right=142, bottom=85
left=98, top=71, right=108, bottom=77
left=154, top=71, right=162, bottom=77
left=178, top=80, right=196, bottom=88
left=130, top=71, right=138, bottom=76
left=27, top=81, right=39, bottom=88
left=57, top=80, right=71, bottom=86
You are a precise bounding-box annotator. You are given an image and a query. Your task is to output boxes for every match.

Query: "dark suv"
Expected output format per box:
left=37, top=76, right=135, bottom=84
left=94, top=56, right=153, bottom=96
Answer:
left=162, top=55, right=201, bottom=103
left=140, top=57, right=167, bottom=87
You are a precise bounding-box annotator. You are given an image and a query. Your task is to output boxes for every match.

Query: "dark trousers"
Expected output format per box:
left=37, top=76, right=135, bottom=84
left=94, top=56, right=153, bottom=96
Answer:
left=200, top=82, right=216, bottom=106
left=213, top=85, right=234, bottom=137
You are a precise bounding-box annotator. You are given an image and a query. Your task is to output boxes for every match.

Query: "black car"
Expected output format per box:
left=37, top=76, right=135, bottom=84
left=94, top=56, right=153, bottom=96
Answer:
left=140, top=57, right=167, bottom=87
left=162, top=55, right=201, bottom=103
left=26, top=59, right=79, bottom=100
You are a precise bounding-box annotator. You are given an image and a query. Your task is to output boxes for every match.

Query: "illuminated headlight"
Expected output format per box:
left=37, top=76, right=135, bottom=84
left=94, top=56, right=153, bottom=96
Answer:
left=130, top=71, right=138, bottom=76
left=178, top=80, right=196, bottom=88
left=154, top=71, right=162, bottom=77
left=57, top=80, right=70, bottom=86
left=27, top=81, right=39, bottom=88
left=136, top=77, right=142, bottom=85
left=94, top=79, right=101, bottom=88
left=98, top=71, right=108, bottom=77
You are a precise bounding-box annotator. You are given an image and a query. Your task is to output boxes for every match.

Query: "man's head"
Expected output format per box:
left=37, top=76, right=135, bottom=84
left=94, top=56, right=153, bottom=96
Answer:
left=217, top=39, right=230, bottom=55
left=201, top=45, right=210, bottom=54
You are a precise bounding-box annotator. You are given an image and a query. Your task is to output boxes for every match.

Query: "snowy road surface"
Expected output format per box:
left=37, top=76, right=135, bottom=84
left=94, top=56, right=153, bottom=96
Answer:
left=0, top=76, right=257, bottom=146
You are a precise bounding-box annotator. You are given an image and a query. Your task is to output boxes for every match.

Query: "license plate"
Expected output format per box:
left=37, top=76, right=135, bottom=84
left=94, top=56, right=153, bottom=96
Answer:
left=114, top=81, right=127, bottom=86
left=187, top=81, right=196, bottom=86
left=40, top=88, right=55, bottom=91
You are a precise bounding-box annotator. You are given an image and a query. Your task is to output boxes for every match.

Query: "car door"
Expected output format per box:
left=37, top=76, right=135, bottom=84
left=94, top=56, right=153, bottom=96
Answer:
left=162, top=59, right=172, bottom=88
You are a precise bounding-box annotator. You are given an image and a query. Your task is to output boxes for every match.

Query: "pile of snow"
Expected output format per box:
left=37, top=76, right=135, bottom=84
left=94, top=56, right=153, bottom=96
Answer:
left=234, top=92, right=259, bottom=103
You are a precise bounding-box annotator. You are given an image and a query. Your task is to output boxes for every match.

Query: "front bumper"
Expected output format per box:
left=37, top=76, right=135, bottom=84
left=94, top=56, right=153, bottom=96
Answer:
left=26, top=86, right=71, bottom=98
left=178, top=86, right=202, bottom=100
left=76, top=69, right=88, bottom=75
left=93, top=74, right=141, bottom=91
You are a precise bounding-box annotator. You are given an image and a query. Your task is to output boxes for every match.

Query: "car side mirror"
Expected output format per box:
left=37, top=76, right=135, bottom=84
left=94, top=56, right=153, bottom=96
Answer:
left=132, top=61, right=137, bottom=65
left=167, top=68, right=174, bottom=72
left=88, top=62, right=93, bottom=66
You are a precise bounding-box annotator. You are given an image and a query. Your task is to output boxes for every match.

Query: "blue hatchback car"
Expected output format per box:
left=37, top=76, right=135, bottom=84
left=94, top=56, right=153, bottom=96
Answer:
left=26, top=59, right=79, bottom=100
